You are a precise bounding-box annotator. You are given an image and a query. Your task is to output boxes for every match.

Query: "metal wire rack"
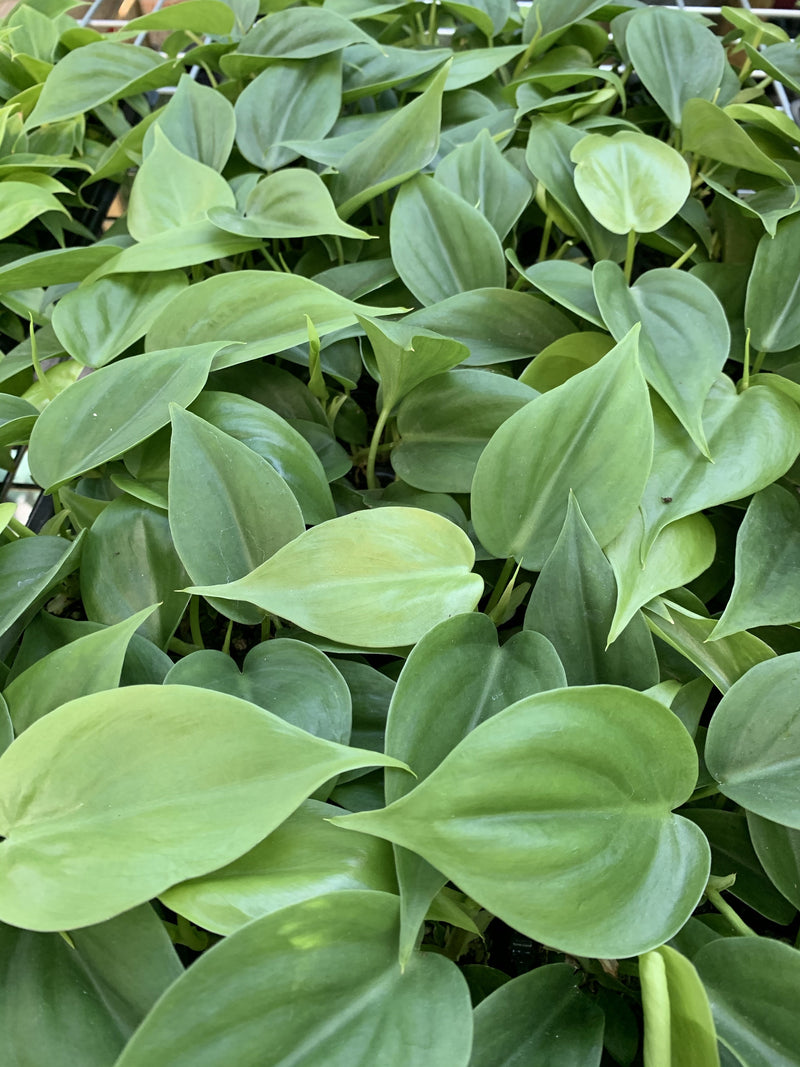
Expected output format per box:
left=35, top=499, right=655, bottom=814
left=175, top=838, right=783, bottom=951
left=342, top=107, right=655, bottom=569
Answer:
left=2, top=0, right=799, bottom=528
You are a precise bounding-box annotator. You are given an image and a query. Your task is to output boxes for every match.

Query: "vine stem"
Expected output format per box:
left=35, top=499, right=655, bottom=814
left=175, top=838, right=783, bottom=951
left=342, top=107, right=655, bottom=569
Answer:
left=706, top=888, right=758, bottom=938
left=366, top=406, right=390, bottom=490
left=189, top=596, right=205, bottom=650
left=623, top=229, right=637, bottom=284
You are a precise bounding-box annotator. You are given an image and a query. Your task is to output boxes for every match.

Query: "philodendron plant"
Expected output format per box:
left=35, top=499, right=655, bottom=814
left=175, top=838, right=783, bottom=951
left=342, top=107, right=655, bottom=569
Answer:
left=2, top=0, right=800, bottom=1062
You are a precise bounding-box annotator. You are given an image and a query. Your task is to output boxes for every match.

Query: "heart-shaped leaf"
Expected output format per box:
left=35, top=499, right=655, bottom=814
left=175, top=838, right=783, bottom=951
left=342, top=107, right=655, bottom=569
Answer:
left=0, top=686, right=405, bottom=931
left=334, top=685, right=709, bottom=958
left=187, top=508, right=484, bottom=648
left=745, top=213, right=800, bottom=354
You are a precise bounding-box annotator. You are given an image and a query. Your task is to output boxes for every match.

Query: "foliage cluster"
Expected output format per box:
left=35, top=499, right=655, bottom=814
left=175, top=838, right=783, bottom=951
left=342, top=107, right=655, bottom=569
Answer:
left=1, top=0, right=800, bottom=1063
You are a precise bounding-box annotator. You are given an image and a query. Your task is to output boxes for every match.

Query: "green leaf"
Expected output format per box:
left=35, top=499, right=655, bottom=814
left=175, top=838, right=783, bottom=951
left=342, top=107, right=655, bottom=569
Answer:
left=639, top=385, right=800, bottom=560
left=114, top=892, right=472, bottom=1067
left=403, top=287, right=574, bottom=366
left=519, top=330, right=614, bottom=391
left=168, top=406, right=304, bottom=624
left=525, top=118, right=627, bottom=262
left=469, top=963, right=604, bottom=1066
left=0, top=687, right=405, bottom=931
left=190, top=390, right=334, bottom=525
left=509, top=255, right=605, bottom=327
left=359, top=316, right=468, bottom=414
left=233, top=6, right=375, bottom=60
left=341, top=43, right=451, bottom=102
left=27, top=343, right=220, bottom=491
left=161, top=800, right=396, bottom=934
left=146, top=271, right=405, bottom=370
left=523, top=494, right=659, bottom=688
left=644, top=597, right=774, bottom=694
left=434, top=129, right=530, bottom=240
left=0, top=244, right=120, bottom=294
left=593, top=263, right=729, bottom=457
left=128, top=127, right=234, bottom=242
left=80, top=497, right=189, bottom=650
left=389, top=174, right=507, bottom=305
left=386, top=612, right=565, bottom=965
left=26, top=43, right=180, bottom=127
left=187, top=508, right=483, bottom=648
left=695, top=937, right=800, bottom=1067
left=471, top=327, right=653, bottom=568
left=523, top=0, right=612, bottom=56
left=331, top=60, right=450, bottom=219
left=442, top=43, right=526, bottom=90
left=706, top=653, right=800, bottom=826
left=683, top=809, right=795, bottom=924
left=745, top=213, right=800, bottom=353
left=52, top=270, right=188, bottom=369
left=625, top=7, right=726, bottom=127
left=164, top=639, right=351, bottom=745
left=142, top=74, right=235, bottom=172
left=745, top=41, right=800, bottom=96
left=712, top=486, right=800, bottom=639
left=0, top=533, right=82, bottom=653
left=605, top=511, right=716, bottom=645
left=234, top=56, right=342, bottom=172
left=209, top=169, right=368, bottom=240
left=681, top=99, right=792, bottom=184
left=87, top=223, right=262, bottom=279
left=0, top=904, right=182, bottom=1066
left=3, top=606, right=156, bottom=734
left=115, top=0, right=234, bottom=35
left=747, top=812, right=800, bottom=910
left=393, top=369, right=537, bottom=493
left=639, top=944, right=719, bottom=1067
left=0, top=180, right=68, bottom=241
left=571, top=131, right=690, bottom=234
left=335, top=685, right=709, bottom=959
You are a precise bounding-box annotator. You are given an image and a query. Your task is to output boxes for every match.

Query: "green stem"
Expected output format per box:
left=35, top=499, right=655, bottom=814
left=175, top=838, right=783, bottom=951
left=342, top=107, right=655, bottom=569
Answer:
left=752, top=350, right=766, bottom=376
left=333, top=235, right=345, bottom=268
left=669, top=243, right=697, bottom=271
left=29, top=316, right=57, bottom=402
left=189, top=596, right=205, bottom=650
left=168, top=637, right=202, bottom=656
left=706, top=888, right=758, bottom=937
left=8, top=515, right=35, bottom=538
left=741, top=328, right=752, bottom=390
left=366, top=406, right=390, bottom=490
left=221, top=618, right=233, bottom=656
left=427, top=0, right=437, bottom=44
left=623, top=229, right=637, bottom=284
left=538, top=215, right=553, bottom=262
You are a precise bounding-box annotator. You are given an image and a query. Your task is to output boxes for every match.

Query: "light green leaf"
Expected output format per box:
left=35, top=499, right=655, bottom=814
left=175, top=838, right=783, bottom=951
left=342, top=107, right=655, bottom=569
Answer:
left=27, top=343, right=220, bottom=491
left=187, top=507, right=483, bottom=648
left=443, top=44, right=526, bottom=91
left=403, top=287, right=574, bottom=367
left=146, top=271, right=405, bottom=370
left=115, top=0, right=234, bottom=35
left=161, top=800, right=396, bottom=934
left=644, top=597, right=774, bottom=694
left=519, top=330, right=614, bottom=391
left=0, top=245, right=121, bottom=294
left=234, top=56, right=342, bottom=172
left=0, top=181, right=68, bottom=241
left=0, top=687, right=405, bottom=931
left=695, top=937, right=800, bottom=1067
left=80, top=497, right=189, bottom=650
left=86, top=223, right=262, bottom=279
left=706, top=653, right=800, bottom=826
left=639, top=384, right=800, bottom=560
left=209, top=169, right=368, bottom=240
left=524, top=494, right=659, bottom=688
left=168, top=406, right=304, bottom=624
left=523, top=0, right=612, bottom=55
left=571, top=131, right=690, bottom=234
left=625, top=6, right=726, bottom=127
left=393, top=369, right=537, bottom=493
left=128, top=128, right=234, bottom=242
left=164, top=639, right=351, bottom=745
left=26, top=43, right=180, bottom=128
left=605, top=511, right=716, bottom=645
left=469, top=963, right=604, bottom=1067
left=386, top=612, right=565, bottom=965
left=334, top=685, right=709, bottom=958
left=509, top=255, right=605, bottom=327
left=471, top=328, right=653, bottom=568
left=745, top=213, right=800, bottom=353
left=142, top=74, right=235, bottom=172
left=3, top=606, right=156, bottom=734
left=190, top=390, right=334, bottom=525
left=681, top=98, right=791, bottom=184
left=114, top=892, right=472, bottom=1067
left=359, top=316, right=468, bottom=414
left=331, top=60, right=450, bottom=219
left=389, top=174, right=506, bottom=305
left=712, top=486, right=800, bottom=639
left=639, top=944, right=719, bottom=1067
left=593, top=263, right=729, bottom=457
left=341, top=43, right=451, bottom=102
left=52, top=270, right=188, bottom=369
left=0, top=533, right=82, bottom=654
left=233, top=6, right=375, bottom=60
